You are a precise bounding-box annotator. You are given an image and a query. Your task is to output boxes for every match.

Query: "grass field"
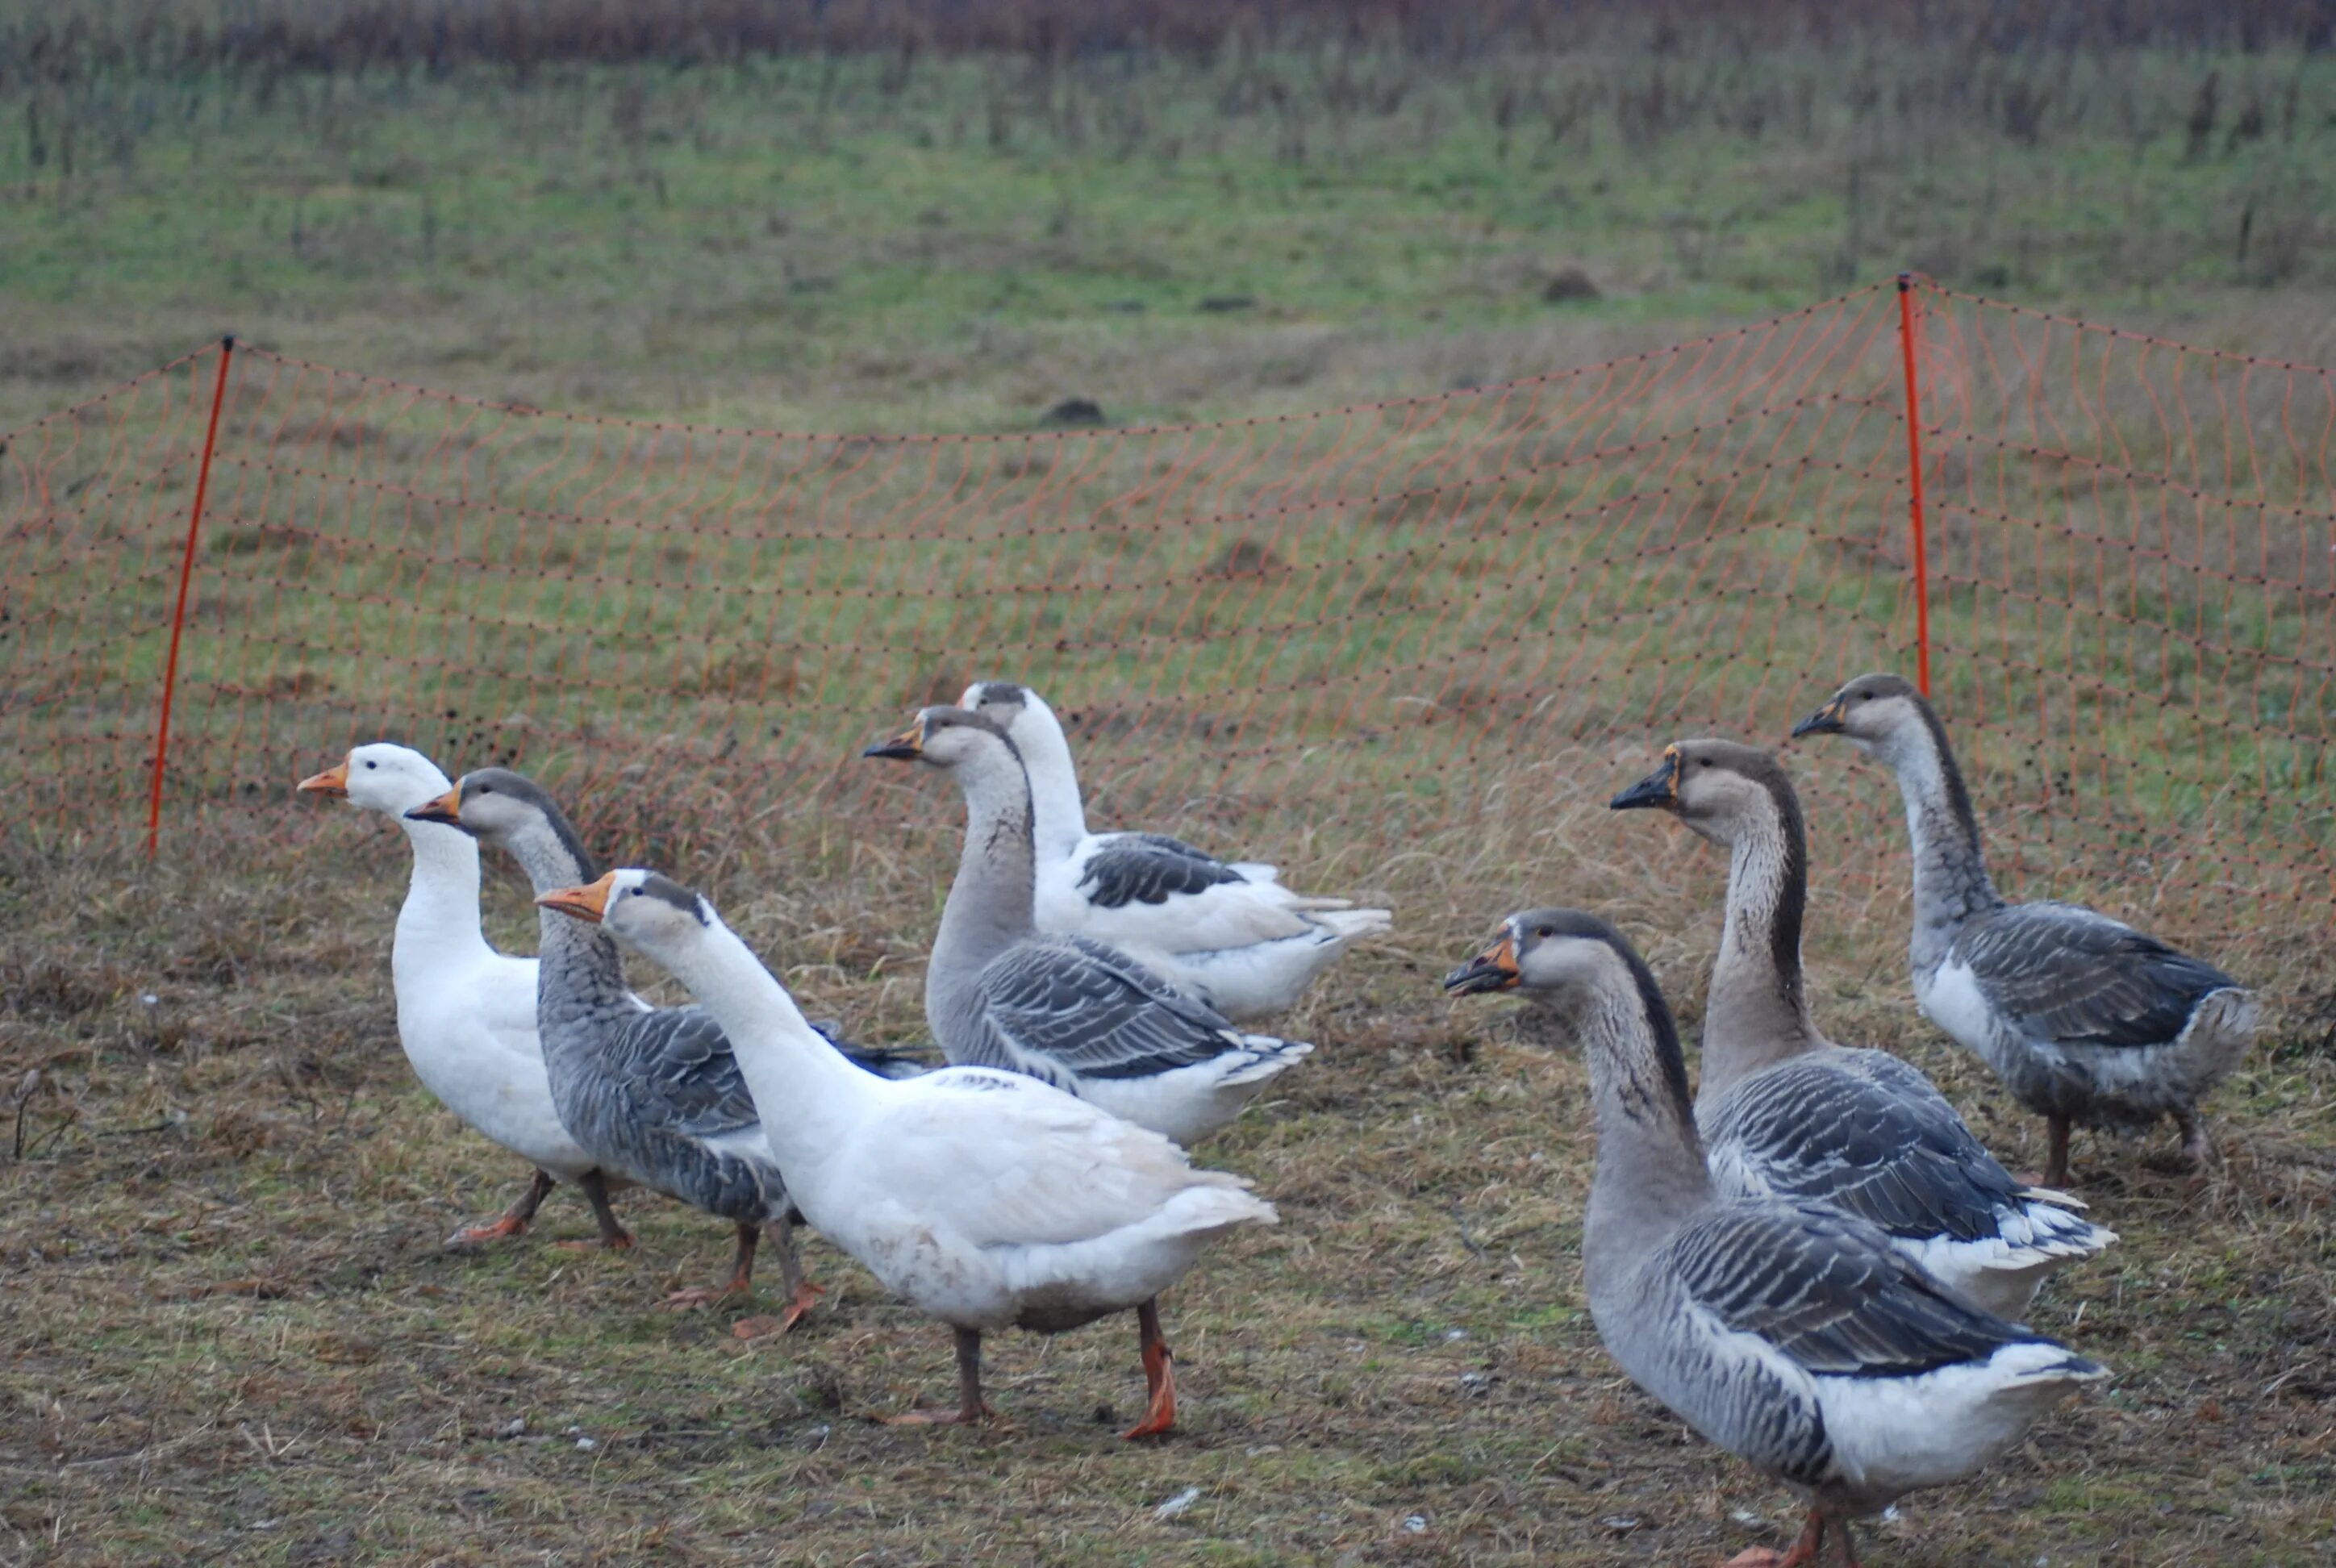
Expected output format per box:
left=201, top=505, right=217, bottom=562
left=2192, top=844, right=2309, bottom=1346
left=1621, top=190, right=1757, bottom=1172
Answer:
left=4, top=4, right=2334, bottom=1564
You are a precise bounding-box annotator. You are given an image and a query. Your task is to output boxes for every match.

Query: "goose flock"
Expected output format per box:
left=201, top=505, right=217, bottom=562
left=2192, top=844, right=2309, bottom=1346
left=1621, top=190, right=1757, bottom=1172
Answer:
left=298, top=673, right=2255, bottom=1566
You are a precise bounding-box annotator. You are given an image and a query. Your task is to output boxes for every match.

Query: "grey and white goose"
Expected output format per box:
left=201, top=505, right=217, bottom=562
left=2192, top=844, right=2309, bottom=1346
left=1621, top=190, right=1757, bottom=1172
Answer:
left=1793, top=673, right=2258, bottom=1186
left=1611, top=740, right=2113, bottom=1317
left=408, top=769, right=911, bottom=1321
left=1445, top=911, right=2104, bottom=1568
left=959, top=682, right=1391, bottom=1020
left=866, top=707, right=1312, bottom=1147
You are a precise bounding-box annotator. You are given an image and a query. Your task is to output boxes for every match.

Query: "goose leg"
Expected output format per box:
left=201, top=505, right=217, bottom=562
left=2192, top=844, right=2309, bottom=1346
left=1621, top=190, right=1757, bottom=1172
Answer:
left=765, top=1215, right=826, bottom=1331
left=446, top=1168, right=555, bottom=1246
left=2173, top=1104, right=2215, bottom=1170
left=553, top=1170, right=636, bottom=1252
left=1825, top=1514, right=1862, bottom=1568
left=885, top=1328, right=995, bottom=1426
left=1123, top=1298, right=1178, bottom=1440
left=2042, top=1114, right=2072, bottom=1188
left=663, top=1221, right=759, bottom=1309
left=1721, top=1508, right=1825, bottom=1566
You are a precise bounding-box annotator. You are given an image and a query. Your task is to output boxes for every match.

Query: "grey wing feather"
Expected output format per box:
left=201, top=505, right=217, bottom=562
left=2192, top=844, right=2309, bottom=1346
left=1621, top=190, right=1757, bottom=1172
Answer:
left=1717, top=1053, right=2029, bottom=1245
left=978, top=937, right=1254, bottom=1081
left=1078, top=835, right=1245, bottom=908
left=1959, top=903, right=2238, bottom=1049
left=596, top=1005, right=761, bottom=1137
left=1670, top=1202, right=2045, bottom=1381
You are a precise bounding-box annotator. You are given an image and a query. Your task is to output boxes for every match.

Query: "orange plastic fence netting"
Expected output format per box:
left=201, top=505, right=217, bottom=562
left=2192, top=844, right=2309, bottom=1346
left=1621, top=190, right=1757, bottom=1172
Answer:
left=2, top=279, right=2330, bottom=940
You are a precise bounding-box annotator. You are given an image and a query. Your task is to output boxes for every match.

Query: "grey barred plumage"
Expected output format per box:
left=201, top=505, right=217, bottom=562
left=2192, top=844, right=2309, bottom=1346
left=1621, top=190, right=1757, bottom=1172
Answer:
left=1795, top=673, right=2259, bottom=1184
left=1614, top=738, right=2114, bottom=1316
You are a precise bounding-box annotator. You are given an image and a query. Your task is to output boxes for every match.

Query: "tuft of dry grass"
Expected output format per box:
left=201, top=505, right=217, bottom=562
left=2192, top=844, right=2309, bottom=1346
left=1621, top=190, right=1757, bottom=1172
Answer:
left=2, top=757, right=2330, bottom=1565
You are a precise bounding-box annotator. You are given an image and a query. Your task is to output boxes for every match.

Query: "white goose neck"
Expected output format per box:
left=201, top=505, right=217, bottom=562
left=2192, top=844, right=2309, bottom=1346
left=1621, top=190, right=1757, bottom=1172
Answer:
left=390, top=816, right=498, bottom=971
left=652, top=915, right=878, bottom=1172
left=1700, top=798, right=1821, bottom=1103
left=1012, top=704, right=1091, bottom=857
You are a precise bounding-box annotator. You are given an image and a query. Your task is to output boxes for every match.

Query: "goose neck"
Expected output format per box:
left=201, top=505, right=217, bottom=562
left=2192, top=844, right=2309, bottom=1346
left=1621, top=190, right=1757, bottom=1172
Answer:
left=1699, top=803, right=1821, bottom=1100
left=1015, top=715, right=1091, bottom=857
left=658, top=916, right=879, bottom=1173
left=499, top=817, right=632, bottom=1031
left=929, top=753, right=1041, bottom=980
left=1874, top=711, right=2002, bottom=967
left=1577, top=976, right=1714, bottom=1287
left=390, top=817, right=498, bottom=971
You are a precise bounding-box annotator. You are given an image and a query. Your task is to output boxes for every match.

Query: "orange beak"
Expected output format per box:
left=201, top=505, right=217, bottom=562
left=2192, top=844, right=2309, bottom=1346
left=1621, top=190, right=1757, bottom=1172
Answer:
left=1441, top=932, right=1520, bottom=995
left=405, top=785, right=462, bottom=825
left=536, top=871, right=618, bottom=924
left=297, top=761, right=351, bottom=799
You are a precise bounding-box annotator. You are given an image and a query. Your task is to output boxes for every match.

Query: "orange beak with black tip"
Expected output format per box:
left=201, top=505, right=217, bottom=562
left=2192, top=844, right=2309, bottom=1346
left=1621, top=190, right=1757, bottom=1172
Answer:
left=297, top=761, right=351, bottom=799
left=1791, top=694, right=1848, bottom=738
left=536, top=871, right=618, bottom=924
left=1441, top=932, right=1520, bottom=996
left=405, top=785, right=463, bottom=825
left=1610, top=745, right=1683, bottom=811
left=861, top=718, right=925, bottom=761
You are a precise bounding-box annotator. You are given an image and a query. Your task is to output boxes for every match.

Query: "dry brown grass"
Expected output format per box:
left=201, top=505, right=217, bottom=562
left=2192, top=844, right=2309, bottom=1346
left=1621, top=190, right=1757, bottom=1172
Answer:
left=2, top=749, right=2330, bottom=1566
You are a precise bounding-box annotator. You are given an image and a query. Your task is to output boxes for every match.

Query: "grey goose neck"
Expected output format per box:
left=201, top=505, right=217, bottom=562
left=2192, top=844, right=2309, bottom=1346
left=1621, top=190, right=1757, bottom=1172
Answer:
left=926, top=740, right=1042, bottom=1035
left=492, top=802, right=636, bottom=1044
left=1700, top=766, right=1821, bottom=1103
left=1578, top=953, right=1714, bottom=1302
left=1876, top=703, right=2003, bottom=973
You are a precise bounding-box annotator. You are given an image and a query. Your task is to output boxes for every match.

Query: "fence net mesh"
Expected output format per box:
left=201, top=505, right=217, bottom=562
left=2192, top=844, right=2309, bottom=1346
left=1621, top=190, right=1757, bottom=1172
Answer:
left=4, top=280, right=2330, bottom=994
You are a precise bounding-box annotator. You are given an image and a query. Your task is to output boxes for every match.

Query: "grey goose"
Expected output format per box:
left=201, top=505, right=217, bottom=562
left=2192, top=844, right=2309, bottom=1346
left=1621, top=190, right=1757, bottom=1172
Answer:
left=1611, top=740, right=2113, bottom=1316
left=1793, top=673, right=2258, bottom=1186
left=1445, top=909, right=2104, bottom=1568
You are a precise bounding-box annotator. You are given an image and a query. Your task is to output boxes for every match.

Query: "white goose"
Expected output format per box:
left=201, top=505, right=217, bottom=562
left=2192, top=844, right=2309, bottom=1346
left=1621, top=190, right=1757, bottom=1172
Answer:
left=539, top=866, right=1278, bottom=1437
left=960, top=682, right=1391, bottom=1020
left=868, top=707, right=1312, bottom=1146
left=298, top=743, right=630, bottom=1248
left=1446, top=911, right=2105, bottom=1568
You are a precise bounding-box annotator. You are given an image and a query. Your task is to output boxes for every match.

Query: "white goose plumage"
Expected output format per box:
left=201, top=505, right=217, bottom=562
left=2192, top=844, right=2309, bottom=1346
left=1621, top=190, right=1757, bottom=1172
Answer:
left=298, top=742, right=630, bottom=1247
left=1446, top=911, right=2104, bottom=1568
left=961, top=682, right=1391, bottom=1020
left=544, top=865, right=1278, bottom=1437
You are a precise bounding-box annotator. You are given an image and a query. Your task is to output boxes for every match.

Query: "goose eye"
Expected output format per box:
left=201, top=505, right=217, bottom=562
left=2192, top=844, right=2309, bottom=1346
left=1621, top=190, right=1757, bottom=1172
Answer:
left=1533, top=925, right=1554, bottom=938
left=363, top=760, right=376, bottom=769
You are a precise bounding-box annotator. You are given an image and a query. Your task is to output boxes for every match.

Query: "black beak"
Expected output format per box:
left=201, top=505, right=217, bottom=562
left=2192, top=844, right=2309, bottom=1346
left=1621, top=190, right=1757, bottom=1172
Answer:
left=861, top=719, right=924, bottom=762
left=1442, top=936, right=1520, bottom=996
left=403, top=786, right=472, bottom=832
left=1609, top=751, right=1681, bottom=811
left=1791, top=699, right=1847, bottom=739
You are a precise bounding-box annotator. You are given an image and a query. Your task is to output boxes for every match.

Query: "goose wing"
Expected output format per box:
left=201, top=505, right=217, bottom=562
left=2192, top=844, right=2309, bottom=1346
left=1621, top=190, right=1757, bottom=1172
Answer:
left=1712, top=1052, right=2029, bottom=1245
left=593, top=1005, right=760, bottom=1137
left=975, top=937, right=1261, bottom=1082
left=1957, top=903, right=2238, bottom=1049
left=1671, top=1201, right=2037, bottom=1379
left=1074, top=833, right=1248, bottom=909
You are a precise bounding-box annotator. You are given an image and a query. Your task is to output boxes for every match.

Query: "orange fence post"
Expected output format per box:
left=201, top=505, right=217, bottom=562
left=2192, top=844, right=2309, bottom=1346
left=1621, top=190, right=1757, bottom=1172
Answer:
left=145, top=335, right=236, bottom=859
left=1893, top=274, right=1932, bottom=697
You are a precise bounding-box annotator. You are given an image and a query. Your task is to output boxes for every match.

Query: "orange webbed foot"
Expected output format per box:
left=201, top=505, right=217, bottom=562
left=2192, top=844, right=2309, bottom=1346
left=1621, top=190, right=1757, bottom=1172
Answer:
left=776, top=1279, right=827, bottom=1332
left=445, top=1214, right=530, bottom=1247
left=1123, top=1339, right=1177, bottom=1440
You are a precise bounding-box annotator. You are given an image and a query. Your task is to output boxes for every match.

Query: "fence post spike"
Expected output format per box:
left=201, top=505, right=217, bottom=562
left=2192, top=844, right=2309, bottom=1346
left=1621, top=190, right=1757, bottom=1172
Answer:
left=145, top=335, right=237, bottom=860
left=1894, top=274, right=1933, bottom=698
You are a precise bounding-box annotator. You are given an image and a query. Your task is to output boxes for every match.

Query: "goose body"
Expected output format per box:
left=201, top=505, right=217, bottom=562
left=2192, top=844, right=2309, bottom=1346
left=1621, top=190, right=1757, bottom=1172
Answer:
left=551, top=866, right=1277, bottom=1434
left=413, top=769, right=899, bottom=1316
left=962, top=682, right=1390, bottom=1020
left=1795, top=674, right=2257, bottom=1183
left=1612, top=741, right=2112, bottom=1317
left=871, top=707, right=1312, bottom=1146
left=299, top=744, right=615, bottom=1244
left=1445, top=911, right=2104, bottom=1564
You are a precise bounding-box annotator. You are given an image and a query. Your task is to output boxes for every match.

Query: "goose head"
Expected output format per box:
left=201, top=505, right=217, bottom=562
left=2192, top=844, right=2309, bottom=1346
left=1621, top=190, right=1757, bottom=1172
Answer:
left=863, top=705, right=1025, bottom=784
left=1443, top=908, right=1646, bottom=1010
left=1791, top=671, right=1929, bottom=762
left=403, top=767, right=568, bottom=847
left=537, top=868, right=710, bottom=962
left=1609, top=739, right=1796, bottom=849
left=298, top=742, right=455, bottom=820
